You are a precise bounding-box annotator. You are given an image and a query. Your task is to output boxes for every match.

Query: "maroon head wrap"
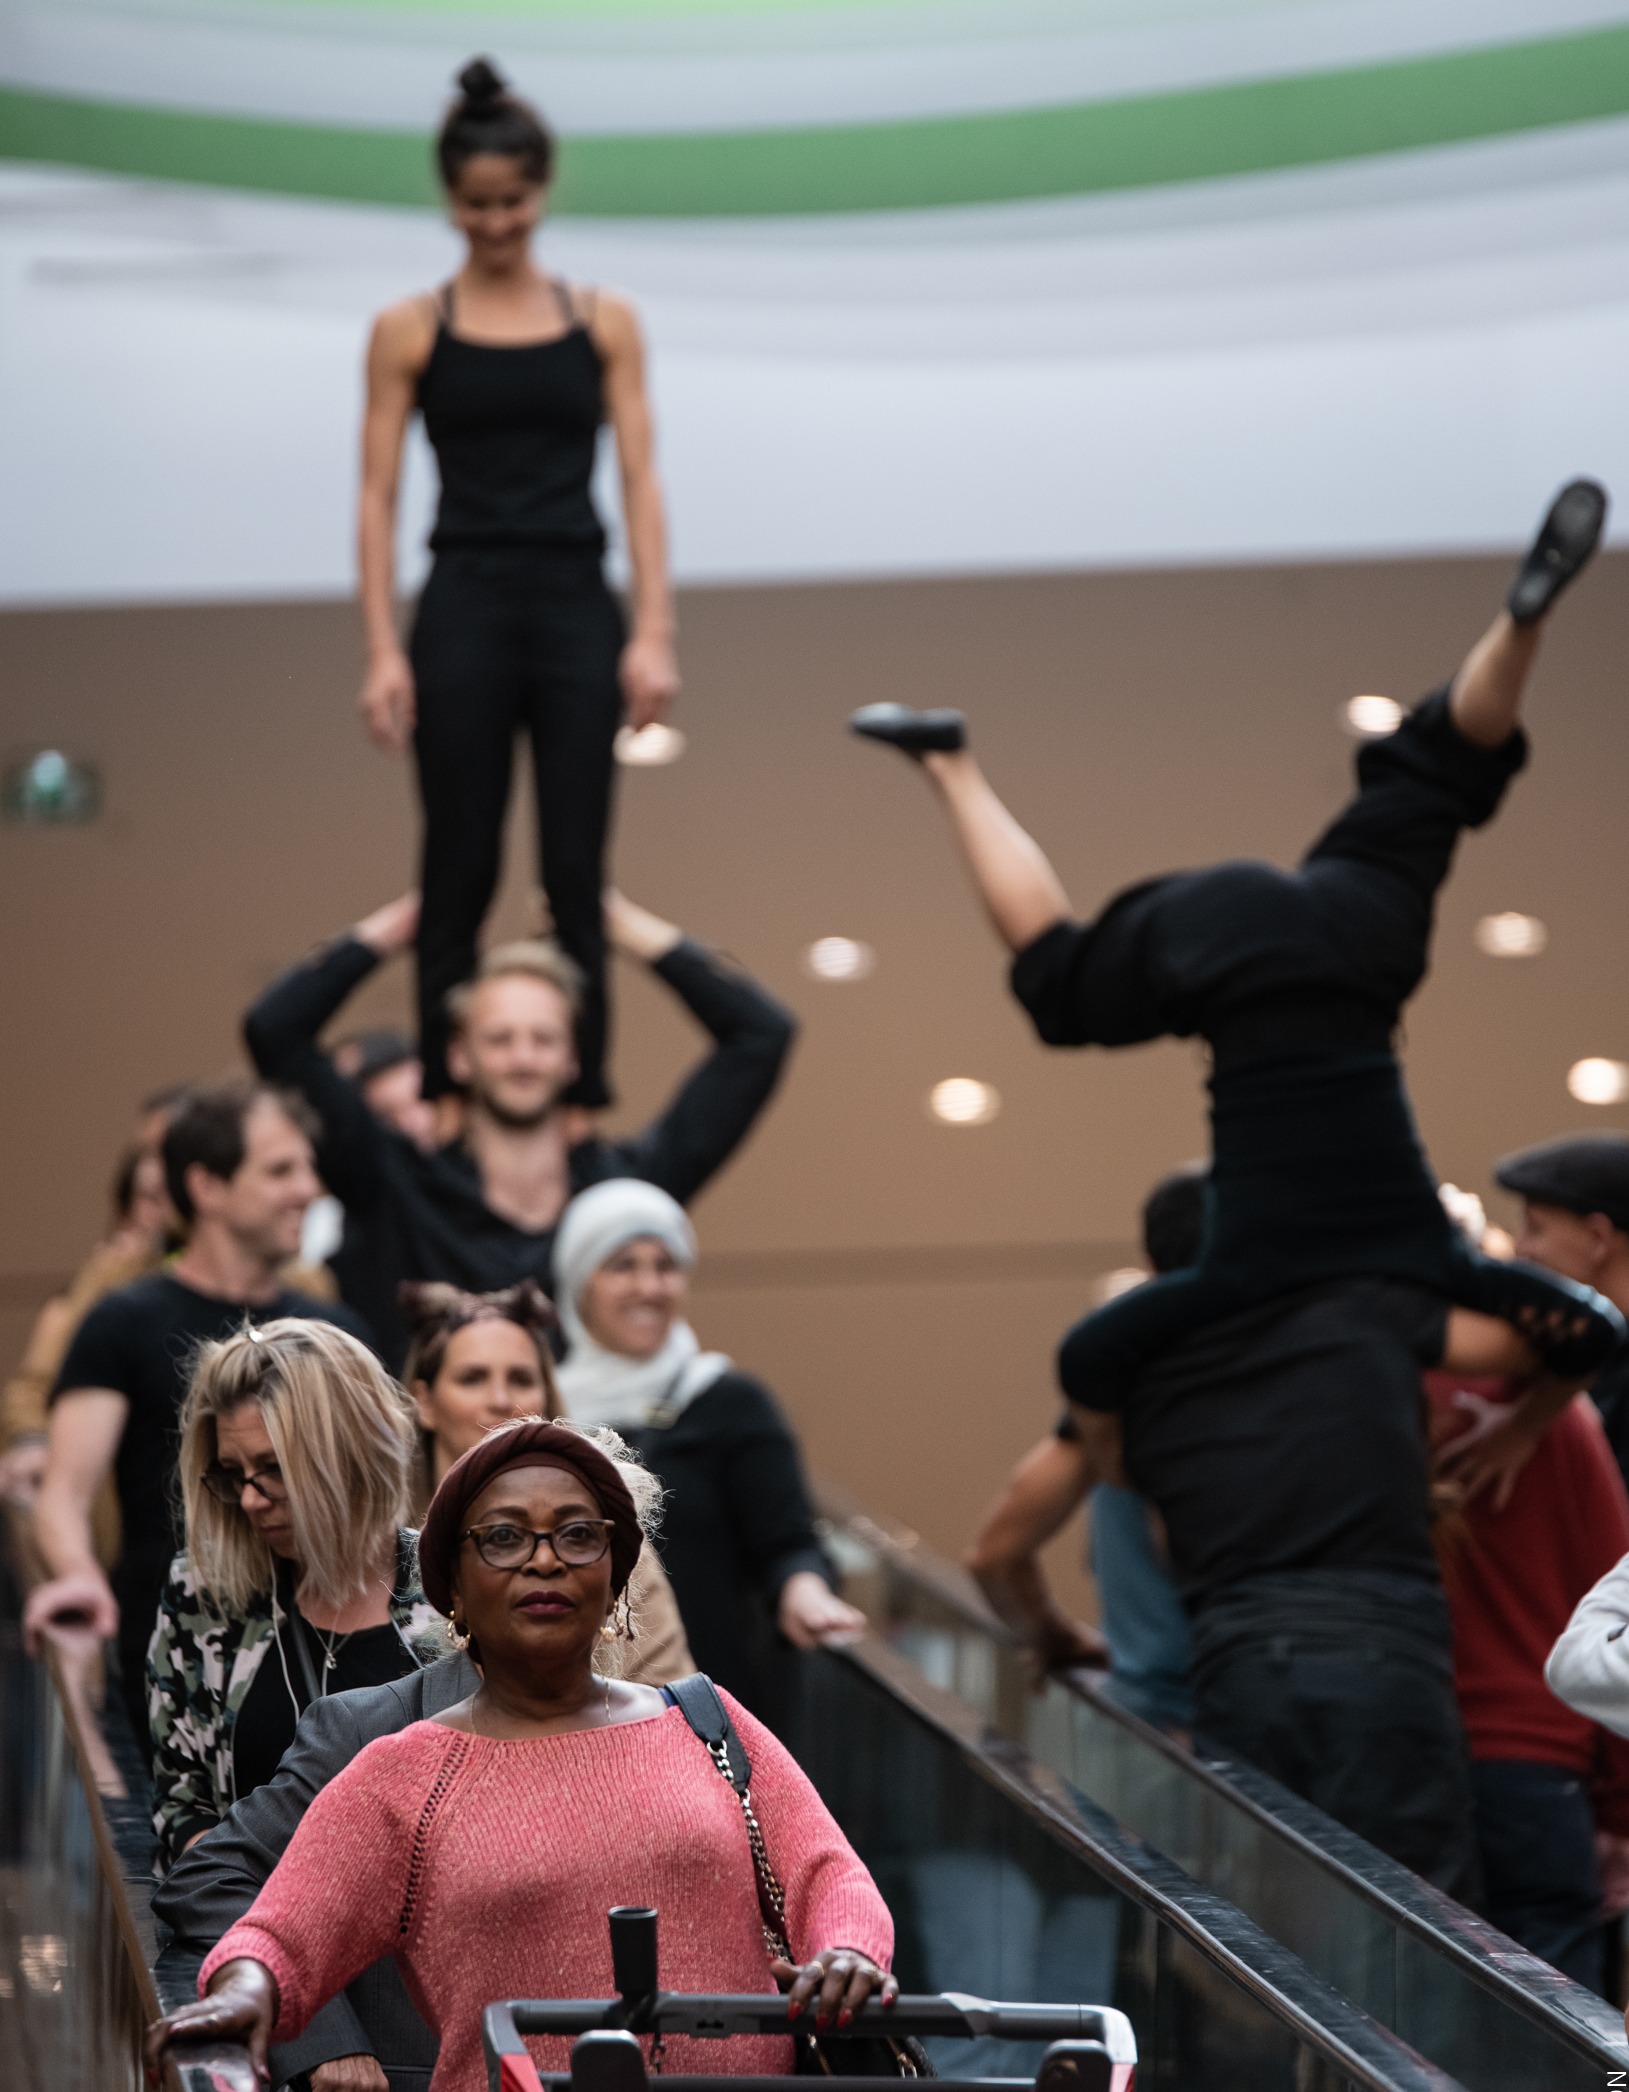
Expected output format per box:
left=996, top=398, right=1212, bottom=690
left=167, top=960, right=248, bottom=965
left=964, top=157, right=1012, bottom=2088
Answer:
left=417, top=1419, right=643, bottom=1616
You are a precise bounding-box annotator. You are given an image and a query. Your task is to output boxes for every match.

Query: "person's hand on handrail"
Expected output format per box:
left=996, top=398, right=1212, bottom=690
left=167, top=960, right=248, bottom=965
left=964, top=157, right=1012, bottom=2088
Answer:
left=771, top=1947, right=898, bottom=2030
left=22, top=1567, right=118, bottom=1656
left=145, top=1959, right=278, bottom=2087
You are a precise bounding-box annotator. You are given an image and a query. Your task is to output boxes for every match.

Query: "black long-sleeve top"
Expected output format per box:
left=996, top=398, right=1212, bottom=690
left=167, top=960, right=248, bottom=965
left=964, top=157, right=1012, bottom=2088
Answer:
left=624, top=1371, right=835, bottom=1728
left=244, top=935, right=795, bottom=1369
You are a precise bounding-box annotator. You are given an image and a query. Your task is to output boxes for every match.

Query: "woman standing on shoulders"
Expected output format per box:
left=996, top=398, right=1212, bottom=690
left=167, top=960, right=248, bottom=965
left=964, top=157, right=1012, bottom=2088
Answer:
left=554, top=1180, right=866, bottom=1733
left=358, top=57, right=679, bottom=1112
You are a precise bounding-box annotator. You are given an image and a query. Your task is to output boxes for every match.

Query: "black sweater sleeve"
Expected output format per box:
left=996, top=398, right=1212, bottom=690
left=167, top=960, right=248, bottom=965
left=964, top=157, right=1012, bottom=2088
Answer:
left=242, top=935, right=387, bottom=1212
left=715, top=1377, right=836, bottom=1603
left=607, top=940, right=796, bottom=1202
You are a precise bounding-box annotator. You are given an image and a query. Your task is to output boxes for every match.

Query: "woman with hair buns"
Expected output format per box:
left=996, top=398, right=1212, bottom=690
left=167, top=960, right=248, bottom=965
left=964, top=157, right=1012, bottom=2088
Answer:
left=146, top=1419, right=896, bottom=2092
left=400, top=1277, right=695, bottom=1682
left=553, top=1180, right=866, bottom=1731
left=147, top=1320, right=448, bottom=1873
left=358, top=55, right=679, bottom=1112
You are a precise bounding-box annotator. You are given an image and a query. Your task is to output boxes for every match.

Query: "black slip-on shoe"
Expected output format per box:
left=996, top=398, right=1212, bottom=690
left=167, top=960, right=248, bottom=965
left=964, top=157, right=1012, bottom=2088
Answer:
left=849, top=703, right=967, bottom=756
left=1507, top=478, right=1609, bottom=625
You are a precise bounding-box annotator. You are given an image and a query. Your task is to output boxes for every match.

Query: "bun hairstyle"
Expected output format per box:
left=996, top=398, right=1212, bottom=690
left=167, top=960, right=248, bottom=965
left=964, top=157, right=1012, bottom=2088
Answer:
left=400, top=1277, right=560, bottom=1398
left=437, top=57, right=555, bottom=190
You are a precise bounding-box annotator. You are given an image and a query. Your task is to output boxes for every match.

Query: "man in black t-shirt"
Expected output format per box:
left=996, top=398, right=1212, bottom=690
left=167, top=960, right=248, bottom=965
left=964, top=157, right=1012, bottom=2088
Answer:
left=23, top=1079, right=371, bottom=1746
left=243, top=889, right=796, bottom=1369
left=1069, top=1280, right=1556, bottom=1897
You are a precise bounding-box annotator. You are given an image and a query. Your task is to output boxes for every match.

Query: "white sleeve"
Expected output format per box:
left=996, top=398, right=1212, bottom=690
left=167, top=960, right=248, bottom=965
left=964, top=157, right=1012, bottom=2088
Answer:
left=1545, top=1551, right=1629, bottom=1736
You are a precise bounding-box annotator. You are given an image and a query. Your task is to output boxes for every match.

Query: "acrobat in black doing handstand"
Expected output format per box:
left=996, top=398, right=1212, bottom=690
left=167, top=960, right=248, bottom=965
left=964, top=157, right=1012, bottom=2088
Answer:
left=851, top=480, right=1624, bottom=1402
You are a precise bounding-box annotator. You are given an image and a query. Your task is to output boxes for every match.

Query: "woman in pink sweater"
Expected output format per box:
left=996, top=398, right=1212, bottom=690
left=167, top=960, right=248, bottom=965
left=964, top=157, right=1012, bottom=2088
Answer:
left=145, top=1419, right=895, bottom=2090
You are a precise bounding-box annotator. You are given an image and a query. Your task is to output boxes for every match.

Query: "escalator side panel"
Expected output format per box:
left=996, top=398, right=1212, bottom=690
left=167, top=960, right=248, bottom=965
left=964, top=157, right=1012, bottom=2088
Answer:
left=801, top=1648, right=1464, bottom=2092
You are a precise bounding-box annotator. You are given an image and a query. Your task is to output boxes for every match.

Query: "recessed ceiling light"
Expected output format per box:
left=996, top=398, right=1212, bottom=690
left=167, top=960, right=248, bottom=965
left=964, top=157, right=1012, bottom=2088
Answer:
left=1475, top=912, right=1548, bottom=958
left=614, top=723, right=686, bottom=767
left=1344, top=694, right=1403, bottom=738
left=1567, top=1058, right=1629, bottom=1106
left=803, top=937, right=875, bottom=982
left=928, top=1077, right=1000, bottom=1126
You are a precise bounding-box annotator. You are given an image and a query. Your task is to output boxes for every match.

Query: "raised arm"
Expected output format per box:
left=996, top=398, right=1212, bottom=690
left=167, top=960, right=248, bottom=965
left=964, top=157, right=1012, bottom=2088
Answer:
left=603, top=892, right=796, bottom=1201
left=966, top=1427, right=1110, bottom=1673
left=594, top=291, right=679, bottom=730
left=357, top=299, right=435, bottom=757
left=242, top=896, right=420, bottom=1210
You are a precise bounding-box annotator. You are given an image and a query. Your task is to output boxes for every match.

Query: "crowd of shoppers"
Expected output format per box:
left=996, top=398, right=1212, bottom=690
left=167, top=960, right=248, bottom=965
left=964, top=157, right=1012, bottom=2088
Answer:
left=7, top=46, right=1629, bottom=2080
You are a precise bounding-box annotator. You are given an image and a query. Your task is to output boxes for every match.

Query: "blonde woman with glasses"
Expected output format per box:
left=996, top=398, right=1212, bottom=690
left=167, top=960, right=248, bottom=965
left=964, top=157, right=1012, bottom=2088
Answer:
left=148, top=1320, right=448, bottom=1873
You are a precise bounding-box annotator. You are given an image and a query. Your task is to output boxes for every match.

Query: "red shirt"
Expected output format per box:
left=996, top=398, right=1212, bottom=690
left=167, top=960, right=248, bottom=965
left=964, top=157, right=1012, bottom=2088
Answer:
left=1424, top=1377, right=1629, bottom=1832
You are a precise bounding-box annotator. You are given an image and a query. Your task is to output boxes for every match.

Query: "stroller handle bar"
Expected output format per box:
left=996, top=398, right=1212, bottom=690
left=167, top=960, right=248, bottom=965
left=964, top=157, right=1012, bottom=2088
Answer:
left=482, top=1992, right=1137, bottom=2082
left=490, top=1994, right=1128, bottom=2046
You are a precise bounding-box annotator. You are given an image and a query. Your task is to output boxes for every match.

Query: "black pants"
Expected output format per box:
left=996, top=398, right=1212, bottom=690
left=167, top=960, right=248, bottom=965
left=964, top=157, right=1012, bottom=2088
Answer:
left=1472, top=1759, right=1607, bottom=1994
left=1037, top=692, right=1607, bottom=1403
left=1192, top=1572, right=1481, bottom=1900
left=411, top=548, right=625, bottom=1107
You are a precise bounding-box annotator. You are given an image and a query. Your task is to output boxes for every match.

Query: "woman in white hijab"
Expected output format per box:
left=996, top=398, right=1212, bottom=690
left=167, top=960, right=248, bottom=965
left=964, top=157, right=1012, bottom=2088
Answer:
left=554, top=1179, right=864, bottom=1727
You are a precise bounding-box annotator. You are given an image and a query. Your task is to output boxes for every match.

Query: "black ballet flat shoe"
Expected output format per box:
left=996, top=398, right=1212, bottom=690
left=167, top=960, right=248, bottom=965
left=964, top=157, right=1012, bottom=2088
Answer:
left=849, top=703, right=967, bottom=756
left=1507, top=478, right=1609, bottom=625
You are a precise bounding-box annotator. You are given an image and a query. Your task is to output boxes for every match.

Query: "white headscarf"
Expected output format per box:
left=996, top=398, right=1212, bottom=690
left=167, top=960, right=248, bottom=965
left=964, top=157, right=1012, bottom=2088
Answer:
left=552, top=1179, right=732, bottom=1432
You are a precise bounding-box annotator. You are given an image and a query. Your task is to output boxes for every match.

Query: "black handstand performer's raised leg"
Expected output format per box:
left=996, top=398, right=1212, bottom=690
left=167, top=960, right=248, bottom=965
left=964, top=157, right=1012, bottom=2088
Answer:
left=850, top=480, right=1621, bottom=1404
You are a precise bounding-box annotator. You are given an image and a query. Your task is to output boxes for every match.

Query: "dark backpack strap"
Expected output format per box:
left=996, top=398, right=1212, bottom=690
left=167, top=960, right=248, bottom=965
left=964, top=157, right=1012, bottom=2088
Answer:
left=663, top=1674, right=752, bottom=1792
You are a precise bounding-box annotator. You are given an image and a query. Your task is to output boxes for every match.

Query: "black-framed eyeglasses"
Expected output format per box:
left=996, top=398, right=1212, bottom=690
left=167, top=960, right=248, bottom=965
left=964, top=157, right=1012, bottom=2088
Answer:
left=460, top=1519, right=613, bottom=1571
left=203, top=1460, right=287, bottom=1507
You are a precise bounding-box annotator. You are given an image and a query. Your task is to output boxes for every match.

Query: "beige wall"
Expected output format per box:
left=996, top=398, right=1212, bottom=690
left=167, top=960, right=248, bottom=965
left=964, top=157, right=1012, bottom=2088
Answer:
left=3, top=554, right=1626, bottom=1601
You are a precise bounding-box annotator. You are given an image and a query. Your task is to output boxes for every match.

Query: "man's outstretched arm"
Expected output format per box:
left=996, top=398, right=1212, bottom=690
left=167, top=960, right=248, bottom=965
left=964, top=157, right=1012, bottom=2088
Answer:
left=967, top=1425, right=1111, bottom=1673
left=603, top=890, right=797, bottom=1203
left=242, top=896, right=419, bottom=1209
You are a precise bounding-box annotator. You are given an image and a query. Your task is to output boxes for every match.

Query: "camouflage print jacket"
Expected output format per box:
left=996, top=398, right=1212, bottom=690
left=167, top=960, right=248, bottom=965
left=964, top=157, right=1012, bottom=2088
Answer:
left=147, top=1529, right=450, bottom=1875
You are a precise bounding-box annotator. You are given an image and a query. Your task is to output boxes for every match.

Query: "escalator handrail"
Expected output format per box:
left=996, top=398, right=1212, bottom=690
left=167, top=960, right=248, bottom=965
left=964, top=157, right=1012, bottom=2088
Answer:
left=833, top=1505, right=1629, bottom=2070
left=838, top=1636, right=1467, bottom=2092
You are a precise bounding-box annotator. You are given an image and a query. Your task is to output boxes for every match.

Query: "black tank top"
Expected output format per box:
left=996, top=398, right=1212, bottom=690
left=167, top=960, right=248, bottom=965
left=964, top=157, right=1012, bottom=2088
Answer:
left=417, top=277, right=607, bottom=559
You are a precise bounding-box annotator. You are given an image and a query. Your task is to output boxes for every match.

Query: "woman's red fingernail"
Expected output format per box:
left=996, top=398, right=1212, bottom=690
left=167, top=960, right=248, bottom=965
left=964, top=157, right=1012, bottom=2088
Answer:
left=838, top=2009, right=853, bottom=2028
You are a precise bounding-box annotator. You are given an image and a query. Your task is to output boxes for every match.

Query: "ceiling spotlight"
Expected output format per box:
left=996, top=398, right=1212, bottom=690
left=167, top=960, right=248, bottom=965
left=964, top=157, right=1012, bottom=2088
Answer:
left=1568, top=1058, right=1629, bottom=1106
left=614, top=723, right=686, bottom=767
left=2, top=747, right=101, bottom=825
left=928, top=1077, right=1001, bottom=1127
left=1475, top=912, right=1547, bottom=958
left=1344, top=694, right=1403, bottom=739
left=804, top=937, right=875, bottom=983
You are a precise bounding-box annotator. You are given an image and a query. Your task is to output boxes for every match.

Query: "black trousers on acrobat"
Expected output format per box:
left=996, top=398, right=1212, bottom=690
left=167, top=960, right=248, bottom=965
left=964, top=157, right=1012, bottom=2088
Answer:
left=1191, top=1571, right=1482, bottom=1902
left=411, top=547, right=624, bottom=1107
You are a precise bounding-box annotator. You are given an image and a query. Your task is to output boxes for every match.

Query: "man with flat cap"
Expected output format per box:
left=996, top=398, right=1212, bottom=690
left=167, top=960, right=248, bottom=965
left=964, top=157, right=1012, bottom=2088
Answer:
left=1496, top=1134, right=1629, bottom=1487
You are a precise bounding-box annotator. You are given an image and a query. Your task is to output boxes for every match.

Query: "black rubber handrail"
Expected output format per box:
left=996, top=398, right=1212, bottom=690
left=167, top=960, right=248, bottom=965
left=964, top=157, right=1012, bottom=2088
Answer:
left=826, top=1495, right=1629, bottom=2075
left=838, top=1635, right=1465, bottom=2092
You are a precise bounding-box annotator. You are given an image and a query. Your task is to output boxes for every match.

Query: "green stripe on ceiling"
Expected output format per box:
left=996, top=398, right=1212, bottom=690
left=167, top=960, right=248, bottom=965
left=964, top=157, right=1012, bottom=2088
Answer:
left=4, top=22, right=1629, bottom=215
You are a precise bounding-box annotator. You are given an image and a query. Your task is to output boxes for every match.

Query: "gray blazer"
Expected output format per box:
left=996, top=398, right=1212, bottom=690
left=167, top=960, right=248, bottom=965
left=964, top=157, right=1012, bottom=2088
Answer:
left=152, top=1652, right=479, bottom=2091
